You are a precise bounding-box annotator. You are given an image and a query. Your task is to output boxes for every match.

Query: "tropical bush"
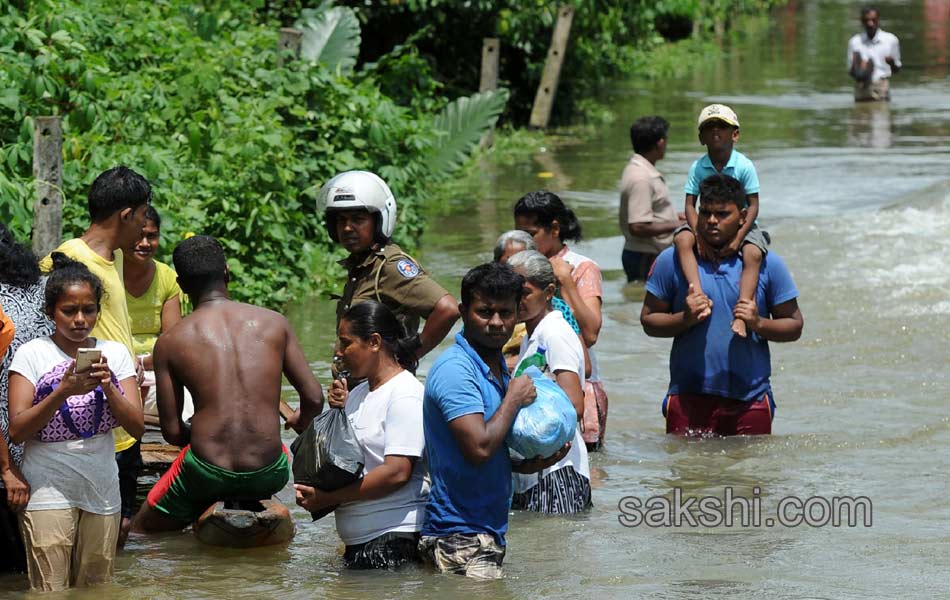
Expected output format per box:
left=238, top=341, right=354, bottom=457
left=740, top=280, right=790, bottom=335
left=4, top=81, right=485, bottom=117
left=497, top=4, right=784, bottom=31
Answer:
left=0, top=0, right=506, bottom=307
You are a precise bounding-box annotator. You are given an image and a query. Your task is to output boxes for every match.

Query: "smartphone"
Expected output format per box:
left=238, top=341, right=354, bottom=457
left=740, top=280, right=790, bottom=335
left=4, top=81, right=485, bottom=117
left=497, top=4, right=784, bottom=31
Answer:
left=75, top=348, right=102, bottom=373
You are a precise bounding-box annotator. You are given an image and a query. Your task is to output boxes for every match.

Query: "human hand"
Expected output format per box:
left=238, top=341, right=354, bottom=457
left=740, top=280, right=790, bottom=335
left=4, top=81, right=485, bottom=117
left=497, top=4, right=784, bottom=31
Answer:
left=718, top=237, right=742, bottom=259
left=677, top=212, right=688, bottom=224
left=89, top=355, right=115, bottom=389
left=684, top=284, right=712, bottom=326
left=59, top=361, right=102, bottom=397
left=550, top=257, right=574, bottom=286
left=884, top=56, right=896, bottom=67
left=507, top=374, right=536, bottom=407
left=294, top=484, right=335, bottom=513
left=1, top=466, right=30, bottom=512
left=513, top=441, right=572, bottom=474
left=328, top=378, right=348, bottom=409
left=135, top=355, right=145, bottom=385
left=733, top=298, right=760, bottom=334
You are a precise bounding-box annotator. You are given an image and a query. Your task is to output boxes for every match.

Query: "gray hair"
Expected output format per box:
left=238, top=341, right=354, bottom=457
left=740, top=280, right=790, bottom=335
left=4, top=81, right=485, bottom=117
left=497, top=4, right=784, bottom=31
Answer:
left=507, top=250, right=556, bottom=290
left=493, top=230, right=536, bottom=262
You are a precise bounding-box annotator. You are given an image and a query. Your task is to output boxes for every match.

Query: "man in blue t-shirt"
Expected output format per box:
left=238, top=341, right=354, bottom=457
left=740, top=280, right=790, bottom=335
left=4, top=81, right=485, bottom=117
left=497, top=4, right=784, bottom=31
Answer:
left=420, top=262, right=568, bottom=579
left=642, top=174, right=803, bottom=436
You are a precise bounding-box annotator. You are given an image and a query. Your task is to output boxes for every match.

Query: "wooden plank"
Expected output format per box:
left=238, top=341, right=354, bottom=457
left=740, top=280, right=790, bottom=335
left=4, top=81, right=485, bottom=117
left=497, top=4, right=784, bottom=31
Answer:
left=479, top=37, right=501, bottom=149
left=529, top=6, right=574, bottom=129
left=31, top=116, right=63, bottom=257
left=277, top=27, right=303, bottom=67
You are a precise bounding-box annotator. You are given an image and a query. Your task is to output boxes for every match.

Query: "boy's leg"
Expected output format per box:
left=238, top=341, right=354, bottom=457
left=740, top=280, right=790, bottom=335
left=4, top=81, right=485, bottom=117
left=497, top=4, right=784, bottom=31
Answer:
left=732, top=244, right=763, bottom=337
left=732, top=225, right=769, bottom=337
left=673, top=227, right=704, bottom=293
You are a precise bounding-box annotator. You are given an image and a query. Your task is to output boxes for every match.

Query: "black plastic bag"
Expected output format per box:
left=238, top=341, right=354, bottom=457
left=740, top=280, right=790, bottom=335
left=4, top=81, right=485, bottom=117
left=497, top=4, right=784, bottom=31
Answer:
left=290, top=408, right=364, bottom=520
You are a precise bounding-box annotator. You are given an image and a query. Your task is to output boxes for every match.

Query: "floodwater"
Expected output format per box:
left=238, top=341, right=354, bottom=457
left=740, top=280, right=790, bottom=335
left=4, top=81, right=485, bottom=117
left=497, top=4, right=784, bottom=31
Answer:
left=5, top=0, right=950, bottom=597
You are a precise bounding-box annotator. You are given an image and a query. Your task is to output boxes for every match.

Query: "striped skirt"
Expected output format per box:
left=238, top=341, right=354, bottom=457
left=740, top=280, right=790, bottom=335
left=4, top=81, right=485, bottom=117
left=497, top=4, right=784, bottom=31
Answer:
left=511, top=467, right=592, bottom=514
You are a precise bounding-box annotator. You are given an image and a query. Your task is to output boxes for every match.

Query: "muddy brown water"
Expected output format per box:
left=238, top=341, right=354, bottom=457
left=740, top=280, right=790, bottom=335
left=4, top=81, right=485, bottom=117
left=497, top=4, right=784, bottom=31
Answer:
left=4, top=1, right=950, bottom=597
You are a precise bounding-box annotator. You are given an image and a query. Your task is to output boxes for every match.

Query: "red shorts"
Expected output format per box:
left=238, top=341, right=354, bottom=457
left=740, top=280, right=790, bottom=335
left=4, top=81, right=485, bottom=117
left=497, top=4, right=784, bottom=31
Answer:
left=663, top=391, right=774, bottom=436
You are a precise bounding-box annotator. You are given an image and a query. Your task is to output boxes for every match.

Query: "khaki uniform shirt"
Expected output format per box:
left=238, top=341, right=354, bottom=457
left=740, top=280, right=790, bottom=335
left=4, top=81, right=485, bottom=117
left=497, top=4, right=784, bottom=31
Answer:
left=619, top=154, right=677, bottom=254
left=336, top=243, right=449, bottom=335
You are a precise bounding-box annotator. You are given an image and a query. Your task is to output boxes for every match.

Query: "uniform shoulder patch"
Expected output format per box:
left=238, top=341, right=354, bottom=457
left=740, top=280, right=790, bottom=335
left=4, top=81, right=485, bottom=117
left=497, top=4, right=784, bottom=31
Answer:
left=395, top=258, right=420, bottom=279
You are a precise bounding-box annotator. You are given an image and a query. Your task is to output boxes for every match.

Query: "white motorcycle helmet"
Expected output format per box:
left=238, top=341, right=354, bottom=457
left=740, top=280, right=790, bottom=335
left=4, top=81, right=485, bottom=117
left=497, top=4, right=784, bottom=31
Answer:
left=318, top=170, right=397, bottom=243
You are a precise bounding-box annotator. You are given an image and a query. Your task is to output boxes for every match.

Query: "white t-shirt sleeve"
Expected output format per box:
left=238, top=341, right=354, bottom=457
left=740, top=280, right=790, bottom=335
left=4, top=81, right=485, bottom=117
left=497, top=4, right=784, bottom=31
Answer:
left=890, top=34, right=901, bottom=68
left=8, top=338, right=47, bottom=385
left=540, top=318, right=585, bottom=385
left=382, top=389, right=424, bottom=458
left=99, top=340, right=136, bottom=381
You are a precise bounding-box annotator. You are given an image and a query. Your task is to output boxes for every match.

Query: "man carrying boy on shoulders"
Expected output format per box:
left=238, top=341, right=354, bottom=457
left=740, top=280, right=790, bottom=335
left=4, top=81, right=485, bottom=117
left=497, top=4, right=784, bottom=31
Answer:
left=642, top=174, right=802, bottom=436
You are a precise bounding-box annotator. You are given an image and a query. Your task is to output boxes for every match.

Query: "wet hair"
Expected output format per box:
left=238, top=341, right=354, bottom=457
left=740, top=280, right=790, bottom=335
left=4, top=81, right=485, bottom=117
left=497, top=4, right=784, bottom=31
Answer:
left=341, top=301, right=420, bottom=374
left=861, top=6, right=878, bottom=19
left=699, top=174, right=746, bottom=209
left=44, top=253, right=104, bottom=314
left=0, top=223, right=42, bottom=289
left=173, top=235, right=227, bottom=294
left=87, top=166, right=152, bottom=222
left=507, top=250, right=556, bottom=291
left=460, top=262, right=525, bottom=307
left=514, top=190, right=582, bottom=243
left=493, top=230, right=536, bottom=262
left=630, top=116, right=670, bottom=154
left=144, top=205, right=162, bottom=228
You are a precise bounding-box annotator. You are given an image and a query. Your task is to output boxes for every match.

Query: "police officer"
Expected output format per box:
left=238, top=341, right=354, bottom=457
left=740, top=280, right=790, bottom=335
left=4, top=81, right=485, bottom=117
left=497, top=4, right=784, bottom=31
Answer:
left=319, top=171, right=459, bottom=358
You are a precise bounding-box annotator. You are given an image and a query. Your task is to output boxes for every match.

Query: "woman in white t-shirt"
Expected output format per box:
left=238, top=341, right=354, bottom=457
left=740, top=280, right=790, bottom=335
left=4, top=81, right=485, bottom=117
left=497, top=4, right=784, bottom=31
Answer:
left=507, top=250, right=591, bottom=513
left=7, top=254, right=143, bottom=591
left=294, top=301, right=428, bottom=569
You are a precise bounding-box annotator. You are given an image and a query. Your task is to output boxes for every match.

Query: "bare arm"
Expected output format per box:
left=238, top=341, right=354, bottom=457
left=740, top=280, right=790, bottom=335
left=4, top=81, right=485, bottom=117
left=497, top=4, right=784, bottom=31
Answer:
left=299, top=455, right=415, bottom=508
left=281, top=321, right=324, bottom=433
left=640, top=287, right=711, bottom=338
left=552, top=260, right=602, bottom=347
left=553, top=369, right=584, bottom=420
left=446, top=374, right=535, bottom=465
left=734, top=298, right=803, bottom=342
left=0, top=431, right=30, bottom=511
left=684, top=193, right=699, bottom=230
left=153, top=336, right=189, bottom=447
left=418, top=294, right=460, bottom=358
left=734, top=193, right=759, bottom=241
left=103, top=373, right=145, bottom=440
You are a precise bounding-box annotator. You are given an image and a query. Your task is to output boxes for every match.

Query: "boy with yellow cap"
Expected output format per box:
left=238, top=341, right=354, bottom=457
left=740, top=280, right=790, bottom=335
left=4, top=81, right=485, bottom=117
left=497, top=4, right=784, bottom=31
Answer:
left=672, top=104, right=768, bottom=338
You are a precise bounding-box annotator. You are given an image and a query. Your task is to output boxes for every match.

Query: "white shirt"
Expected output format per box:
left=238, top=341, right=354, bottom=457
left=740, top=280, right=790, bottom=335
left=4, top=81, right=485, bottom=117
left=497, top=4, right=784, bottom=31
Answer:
left=9, top=337, right=135, bottom=514
left=847, top=29, right=901, bottom=82
left=334, top=370, right=429, bottom=545
left=511, top=310, right=590, bottom=494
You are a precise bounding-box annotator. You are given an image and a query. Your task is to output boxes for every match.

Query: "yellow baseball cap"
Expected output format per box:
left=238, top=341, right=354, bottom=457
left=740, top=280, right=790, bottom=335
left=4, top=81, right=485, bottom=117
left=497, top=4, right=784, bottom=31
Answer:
left=698, top=104, right=740, bottom=129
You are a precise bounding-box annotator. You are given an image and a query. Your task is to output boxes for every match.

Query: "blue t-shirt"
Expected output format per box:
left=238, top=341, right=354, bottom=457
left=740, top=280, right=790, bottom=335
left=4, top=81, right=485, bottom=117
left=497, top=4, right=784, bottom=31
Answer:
left=684, top=149, right=760, bottom=198
left=645, top=247, right=798, bottom=401
left=422, top=332, right=512, bottom=545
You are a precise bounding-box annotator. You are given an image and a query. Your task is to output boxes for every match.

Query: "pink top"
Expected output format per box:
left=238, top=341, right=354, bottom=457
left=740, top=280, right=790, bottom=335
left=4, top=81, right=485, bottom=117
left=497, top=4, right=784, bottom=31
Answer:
left=554, top=246, right=603, bottom=301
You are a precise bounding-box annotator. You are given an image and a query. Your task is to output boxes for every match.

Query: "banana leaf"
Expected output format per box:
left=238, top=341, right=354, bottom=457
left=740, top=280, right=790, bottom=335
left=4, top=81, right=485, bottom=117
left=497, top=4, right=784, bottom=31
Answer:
left=428, top=89, right=509, bottom=176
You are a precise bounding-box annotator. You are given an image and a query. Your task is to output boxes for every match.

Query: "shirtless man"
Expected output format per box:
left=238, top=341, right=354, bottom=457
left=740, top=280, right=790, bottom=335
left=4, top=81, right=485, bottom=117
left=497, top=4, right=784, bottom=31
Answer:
left=132, top=235, right=324, bottom=532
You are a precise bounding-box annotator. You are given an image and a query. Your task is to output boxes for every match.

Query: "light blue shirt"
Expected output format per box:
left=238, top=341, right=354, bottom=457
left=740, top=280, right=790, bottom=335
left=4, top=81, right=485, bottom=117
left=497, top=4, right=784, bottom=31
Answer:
left=684, top=149, right=760, bottom=199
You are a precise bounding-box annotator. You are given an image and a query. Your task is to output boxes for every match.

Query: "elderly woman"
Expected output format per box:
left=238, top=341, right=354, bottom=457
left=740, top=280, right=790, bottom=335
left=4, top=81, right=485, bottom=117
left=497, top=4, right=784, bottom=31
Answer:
left=506, top=250, right=591, bottom=514
left=493, top=230, right=587, bottom=374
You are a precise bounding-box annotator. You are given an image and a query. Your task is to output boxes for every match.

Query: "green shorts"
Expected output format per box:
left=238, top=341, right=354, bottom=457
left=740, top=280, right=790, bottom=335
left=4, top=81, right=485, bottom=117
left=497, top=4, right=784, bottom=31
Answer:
left=146, top=445, right=290, bottom=523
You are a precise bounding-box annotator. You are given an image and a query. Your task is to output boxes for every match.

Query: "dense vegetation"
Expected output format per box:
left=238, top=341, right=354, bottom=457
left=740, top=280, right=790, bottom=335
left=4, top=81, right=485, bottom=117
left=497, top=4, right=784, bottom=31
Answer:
left=1, top=0, right=780, bottom=307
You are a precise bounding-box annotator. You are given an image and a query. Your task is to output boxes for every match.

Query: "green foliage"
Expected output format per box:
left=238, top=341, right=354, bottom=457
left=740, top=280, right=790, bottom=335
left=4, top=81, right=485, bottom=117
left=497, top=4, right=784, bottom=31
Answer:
left=0, top=0, right=506, bottom=308
left=338, top=0, right=784, bottom=124
left=428, top=89, right=509, bottom=175
left=296, top=4, right=361, bottom=72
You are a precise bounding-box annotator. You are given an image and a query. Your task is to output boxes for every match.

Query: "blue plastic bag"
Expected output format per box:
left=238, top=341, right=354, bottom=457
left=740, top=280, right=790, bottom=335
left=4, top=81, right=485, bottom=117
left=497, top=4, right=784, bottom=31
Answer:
left=506, top=366, right=577, bottom=458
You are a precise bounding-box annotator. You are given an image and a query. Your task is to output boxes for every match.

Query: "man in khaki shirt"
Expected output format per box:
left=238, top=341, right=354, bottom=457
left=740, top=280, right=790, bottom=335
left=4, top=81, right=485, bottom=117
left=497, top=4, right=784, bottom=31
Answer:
left=619, top=116, right=685, bottom=282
